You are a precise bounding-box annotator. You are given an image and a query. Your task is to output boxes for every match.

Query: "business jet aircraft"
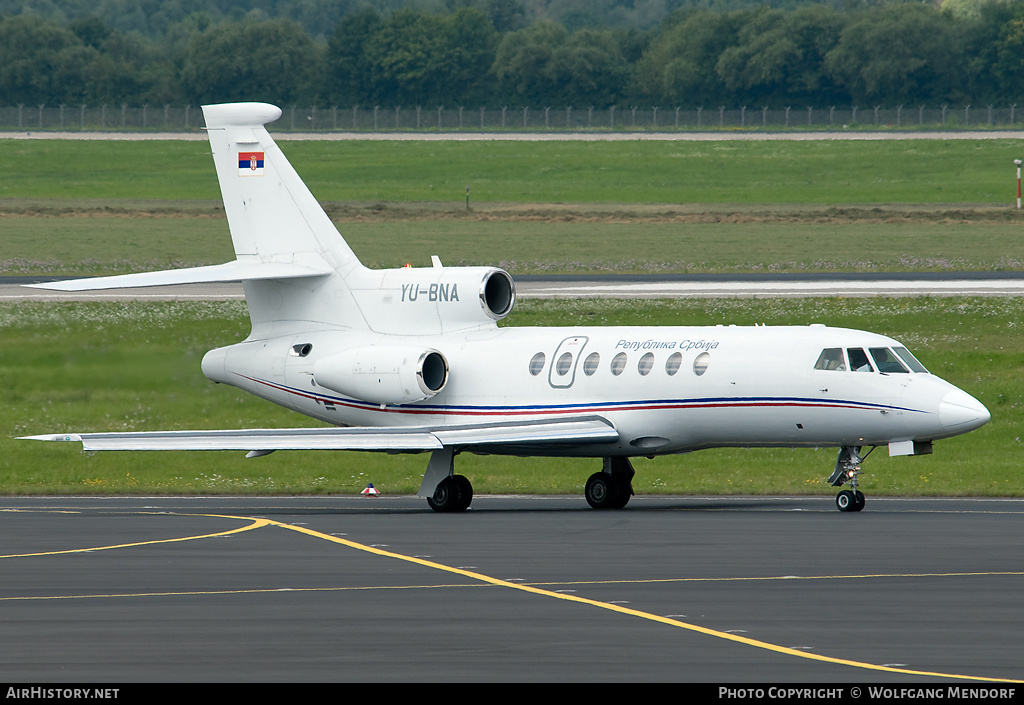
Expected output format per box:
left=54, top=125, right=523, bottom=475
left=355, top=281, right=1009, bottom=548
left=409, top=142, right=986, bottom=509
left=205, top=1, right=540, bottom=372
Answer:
left=24, top=102, right=990, bottom=513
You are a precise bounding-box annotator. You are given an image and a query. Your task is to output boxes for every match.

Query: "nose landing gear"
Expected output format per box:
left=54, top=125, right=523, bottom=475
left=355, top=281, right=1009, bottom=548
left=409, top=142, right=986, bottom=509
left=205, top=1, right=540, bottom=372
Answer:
left=829, top=446, right=868, bottom=512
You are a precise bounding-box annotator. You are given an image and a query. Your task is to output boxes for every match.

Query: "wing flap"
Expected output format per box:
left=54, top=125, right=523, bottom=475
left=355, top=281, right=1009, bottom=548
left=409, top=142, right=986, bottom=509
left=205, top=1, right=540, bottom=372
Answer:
left=21, top=417, right=618, bottom=453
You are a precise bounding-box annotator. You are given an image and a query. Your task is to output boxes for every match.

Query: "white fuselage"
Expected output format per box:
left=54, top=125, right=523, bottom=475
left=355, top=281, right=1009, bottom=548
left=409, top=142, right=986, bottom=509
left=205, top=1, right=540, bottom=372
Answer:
left=200, top=323, right=987, bottom=458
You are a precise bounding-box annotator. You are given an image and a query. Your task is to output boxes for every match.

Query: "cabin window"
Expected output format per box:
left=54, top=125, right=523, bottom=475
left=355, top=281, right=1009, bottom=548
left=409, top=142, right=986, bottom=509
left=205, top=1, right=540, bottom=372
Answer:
left=555, top=351, right=573, bottom=376
left=894, top=346, right=928, bottom=373
left=870, top=347, right=909, bottom=373
left=693, top=352, right=710, bottom=376
left=814, top=348, right=845, bottom=371
left=529, top=352, right=545, bottom=376
left=848, top=348, right=874, bottom=372
left=584, top=352, right=600, bottom=376
left=611, top=352, right=627, bottom=376
left=666, top=352, right=682, bottom=376
left=638, top=352, right=654, bottom=376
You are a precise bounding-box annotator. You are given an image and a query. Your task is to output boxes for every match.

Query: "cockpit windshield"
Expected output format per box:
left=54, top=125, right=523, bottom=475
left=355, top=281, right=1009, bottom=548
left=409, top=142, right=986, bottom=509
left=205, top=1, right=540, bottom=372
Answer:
left=814, top=346, right=929, bottom=374
left=893, top=346, right=928, bottom=373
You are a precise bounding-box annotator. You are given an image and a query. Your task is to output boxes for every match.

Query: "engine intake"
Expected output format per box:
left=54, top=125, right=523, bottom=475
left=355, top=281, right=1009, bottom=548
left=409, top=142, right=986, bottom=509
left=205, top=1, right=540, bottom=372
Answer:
left=313, top=346, right=448, bottom=405
left=480, top=269, right=515, bottom=320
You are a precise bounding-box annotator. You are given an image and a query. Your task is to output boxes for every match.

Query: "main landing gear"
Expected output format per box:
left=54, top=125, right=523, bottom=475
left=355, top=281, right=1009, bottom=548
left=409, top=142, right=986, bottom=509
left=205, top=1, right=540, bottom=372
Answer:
left=828, top=446, right=868, bottom=512
left=427, top=473, right=473, bottom=513
left=585, top=457, right=635, bottom=509
left=419, top=448, right=475, bottom=513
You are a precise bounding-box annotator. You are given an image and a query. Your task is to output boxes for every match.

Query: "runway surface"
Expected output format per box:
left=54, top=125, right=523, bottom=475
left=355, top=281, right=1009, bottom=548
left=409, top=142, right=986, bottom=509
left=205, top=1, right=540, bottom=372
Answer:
left=1, top=494, right=1022, bottom=683
left=5, top=272, right=1024, bottom=301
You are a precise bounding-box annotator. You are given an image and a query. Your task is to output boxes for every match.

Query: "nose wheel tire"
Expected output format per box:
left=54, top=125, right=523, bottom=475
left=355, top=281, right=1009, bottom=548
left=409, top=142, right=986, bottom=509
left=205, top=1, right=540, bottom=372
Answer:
left=836, top=489, right=865, bottom=512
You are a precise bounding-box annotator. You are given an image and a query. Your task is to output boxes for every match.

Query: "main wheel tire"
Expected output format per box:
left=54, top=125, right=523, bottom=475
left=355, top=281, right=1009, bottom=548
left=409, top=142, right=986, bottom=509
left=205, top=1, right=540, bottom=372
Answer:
left=610, top=478, right=633, bottom=509
left=585, top=472, right=620, bottom=509
left=427, top=475, right=470, bottom=513
left=452, top=474, right=473, bottom=512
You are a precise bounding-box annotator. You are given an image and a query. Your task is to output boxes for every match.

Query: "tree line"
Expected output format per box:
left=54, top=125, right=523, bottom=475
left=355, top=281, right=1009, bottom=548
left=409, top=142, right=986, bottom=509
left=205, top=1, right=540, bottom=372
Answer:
left=3, top=1, right=1024, bottom=112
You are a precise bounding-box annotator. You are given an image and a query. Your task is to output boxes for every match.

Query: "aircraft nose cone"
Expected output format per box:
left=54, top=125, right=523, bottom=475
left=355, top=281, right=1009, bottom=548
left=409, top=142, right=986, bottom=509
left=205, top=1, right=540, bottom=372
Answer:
left=939, top=389, right=990, bottom=433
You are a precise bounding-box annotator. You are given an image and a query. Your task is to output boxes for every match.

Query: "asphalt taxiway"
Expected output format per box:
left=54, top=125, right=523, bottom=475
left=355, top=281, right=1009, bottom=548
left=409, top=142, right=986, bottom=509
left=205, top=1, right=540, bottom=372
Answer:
left=1, top=494, right=1021, bottom=683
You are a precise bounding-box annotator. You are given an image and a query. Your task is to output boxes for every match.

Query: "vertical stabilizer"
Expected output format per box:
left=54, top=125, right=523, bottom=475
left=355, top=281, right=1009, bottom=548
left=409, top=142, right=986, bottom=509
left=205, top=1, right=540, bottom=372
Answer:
left=202, top=103, right=360, bottom=270
left=201, top=103, right=369, bottom=336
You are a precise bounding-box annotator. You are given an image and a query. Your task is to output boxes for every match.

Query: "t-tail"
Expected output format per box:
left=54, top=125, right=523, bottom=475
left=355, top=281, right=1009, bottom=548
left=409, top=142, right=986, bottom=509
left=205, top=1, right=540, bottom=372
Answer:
left=27, top=102, right=516, bottom=339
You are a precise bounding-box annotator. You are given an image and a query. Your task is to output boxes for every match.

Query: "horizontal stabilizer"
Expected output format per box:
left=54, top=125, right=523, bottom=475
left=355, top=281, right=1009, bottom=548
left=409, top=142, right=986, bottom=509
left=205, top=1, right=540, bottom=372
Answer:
left=21, top=417, right=619, bottom=453
left=24, top=260, right=332, bottom=292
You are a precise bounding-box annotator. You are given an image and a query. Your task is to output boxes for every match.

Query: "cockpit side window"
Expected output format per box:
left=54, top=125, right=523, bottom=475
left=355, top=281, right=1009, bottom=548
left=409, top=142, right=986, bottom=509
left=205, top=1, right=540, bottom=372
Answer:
left=869, top=347, right=909, bottom=373
left=814, top=348, right=846, bottom=371
left=893, top=346, right=928, bottom=373
left=847, top=348, right=874, bottom=372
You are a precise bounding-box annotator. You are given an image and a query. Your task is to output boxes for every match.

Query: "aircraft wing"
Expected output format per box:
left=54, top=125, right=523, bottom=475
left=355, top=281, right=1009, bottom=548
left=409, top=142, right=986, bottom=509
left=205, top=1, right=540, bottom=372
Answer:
left=21, top=416, right=619, bottom=453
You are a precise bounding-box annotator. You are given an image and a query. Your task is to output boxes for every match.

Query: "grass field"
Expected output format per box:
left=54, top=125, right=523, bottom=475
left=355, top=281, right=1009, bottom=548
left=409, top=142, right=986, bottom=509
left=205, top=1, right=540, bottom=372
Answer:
left=3, top=138, right=1024, bottom=277
left=1, top=136, right=1021, bottom=498
left=0, top=139, right=1017, bottom=204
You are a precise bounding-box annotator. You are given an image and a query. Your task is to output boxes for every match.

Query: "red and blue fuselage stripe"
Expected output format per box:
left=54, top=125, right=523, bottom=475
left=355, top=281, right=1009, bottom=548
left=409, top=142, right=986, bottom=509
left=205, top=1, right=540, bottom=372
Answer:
left=240, top=375, right=927, bottom=418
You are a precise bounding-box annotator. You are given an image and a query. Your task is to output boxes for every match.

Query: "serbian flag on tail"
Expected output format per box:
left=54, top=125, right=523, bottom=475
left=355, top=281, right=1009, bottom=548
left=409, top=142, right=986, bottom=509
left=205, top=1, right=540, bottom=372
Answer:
left=238, top=151, right=265, bottom=177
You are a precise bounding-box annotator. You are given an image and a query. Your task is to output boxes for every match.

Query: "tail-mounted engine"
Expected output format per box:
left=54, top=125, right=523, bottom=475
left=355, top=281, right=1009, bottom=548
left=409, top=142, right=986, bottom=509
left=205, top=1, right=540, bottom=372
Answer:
left=349, top=265, right=516, bottom=335
left=313, top=346, right=449, bottom=405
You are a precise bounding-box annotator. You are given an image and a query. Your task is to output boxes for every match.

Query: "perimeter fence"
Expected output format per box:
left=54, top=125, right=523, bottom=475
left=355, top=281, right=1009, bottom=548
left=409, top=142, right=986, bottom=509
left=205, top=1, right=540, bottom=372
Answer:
left=4, top=104, right=1024, bottom=132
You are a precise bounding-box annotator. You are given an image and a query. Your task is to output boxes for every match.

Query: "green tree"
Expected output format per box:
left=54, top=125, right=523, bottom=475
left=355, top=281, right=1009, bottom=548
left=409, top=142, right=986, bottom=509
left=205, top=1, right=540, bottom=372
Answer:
left=327, top=7, right=383, bottom=105
left=824, top=4, right=968, bottom=106
left=359, top=8, right=499, bottom=106
left=715, top=5, right=845, bottom=107
left=632, top=9, right=751, bottom=107
left=0, top=14, right=91, bottom=105
left=493, top=20, right=569, bottom=106
left=181, top=18, right=326, bottom=104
